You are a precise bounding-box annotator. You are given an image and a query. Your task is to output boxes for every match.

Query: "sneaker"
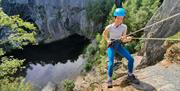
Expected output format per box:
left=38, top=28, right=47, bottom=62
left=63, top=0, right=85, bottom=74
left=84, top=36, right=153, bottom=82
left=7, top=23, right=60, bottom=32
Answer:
left=106, top=80, right=113, bottom=88
left=127, top=74, right=140, bottom=84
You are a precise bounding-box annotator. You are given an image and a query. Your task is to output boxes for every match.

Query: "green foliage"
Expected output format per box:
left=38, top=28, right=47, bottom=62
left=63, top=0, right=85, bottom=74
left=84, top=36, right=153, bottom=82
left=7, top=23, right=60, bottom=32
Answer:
left=86, top=44, right=97, bottom=56
left=124, top=41, right=136, bottom=53
left=95, top=33, right=102, bottom=44
left=84, top=62, right=93, bottom=72
left=63, top=79, right=75, bottom=91
left=86, top=0, right=103, bottom=22
left=86, top=0, right=114, bottom=24
left=0, top=57, right=24, bottom=78
left=124, top=0, right=160, bottom=34
left=83, top=43, right=98, bottom=72
left=122, top=0, right=160, bottom=52
left=0, top=8, right=37, bottom=49
left=104, top=5, right=116, bottom=26
left=0, top=48, right=5, bottom=56
left=83, top=33, right=107, bottom=72
left=168, top=32, right=180, bottom=39
left=112, top=73, right=118, bottom=80
left=0, top=8, right=37, bottom=91
left=0, top=78, right=32, bottom=91
left=0, top=57, right=33, bottom=91
left=134, top=40, right=144, bottom=52
left=99, top=37, right=107, bottom=55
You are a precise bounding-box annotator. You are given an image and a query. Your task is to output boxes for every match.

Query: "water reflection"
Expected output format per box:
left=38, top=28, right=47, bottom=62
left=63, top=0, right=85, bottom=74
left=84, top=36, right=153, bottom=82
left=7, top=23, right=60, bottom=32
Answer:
left=4, top=34, right=89, bottom=90
left=25, top=56, right=84, bottom=90
left=5, top=34, right=89, bottom=64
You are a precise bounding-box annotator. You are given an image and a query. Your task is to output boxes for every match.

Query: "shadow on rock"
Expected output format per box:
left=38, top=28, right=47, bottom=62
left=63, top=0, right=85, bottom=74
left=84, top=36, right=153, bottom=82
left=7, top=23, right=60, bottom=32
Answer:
left=117, top=76, right=156, bottom=91
left=132, top=81, right=157, bottom=91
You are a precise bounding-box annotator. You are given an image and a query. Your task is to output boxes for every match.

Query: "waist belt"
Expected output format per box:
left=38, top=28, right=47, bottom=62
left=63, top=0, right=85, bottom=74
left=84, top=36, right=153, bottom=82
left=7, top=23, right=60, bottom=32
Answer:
left=110, top=39, right=122, bottom=43
left=108, top=39, right=123, bottom=48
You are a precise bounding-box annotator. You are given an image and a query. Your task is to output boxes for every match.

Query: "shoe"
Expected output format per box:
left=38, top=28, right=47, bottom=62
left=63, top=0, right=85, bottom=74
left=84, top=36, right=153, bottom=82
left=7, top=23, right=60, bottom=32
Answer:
left=127, top=74, right=140, bottom=84
left=106, top=80, right=113, bottom=88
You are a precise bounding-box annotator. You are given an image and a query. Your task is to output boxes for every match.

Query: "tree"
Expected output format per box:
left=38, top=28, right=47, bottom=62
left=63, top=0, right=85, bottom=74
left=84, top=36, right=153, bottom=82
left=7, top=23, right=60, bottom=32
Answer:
left=0, top=8, right=36, bottom=91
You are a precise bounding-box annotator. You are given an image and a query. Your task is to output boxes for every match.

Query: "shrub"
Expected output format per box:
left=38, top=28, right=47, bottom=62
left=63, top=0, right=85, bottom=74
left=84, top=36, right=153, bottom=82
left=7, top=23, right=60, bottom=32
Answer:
left=0, top=7, right=36, bottom=91
left=63, top=79, right=75, bottom=91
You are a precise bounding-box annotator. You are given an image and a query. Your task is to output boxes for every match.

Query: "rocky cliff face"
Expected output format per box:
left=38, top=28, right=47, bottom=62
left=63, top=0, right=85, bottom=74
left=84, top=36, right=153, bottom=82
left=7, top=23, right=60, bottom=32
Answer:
left=1, top=0, right=107, bottom=43
left=138, top=0, right=180, bottom=68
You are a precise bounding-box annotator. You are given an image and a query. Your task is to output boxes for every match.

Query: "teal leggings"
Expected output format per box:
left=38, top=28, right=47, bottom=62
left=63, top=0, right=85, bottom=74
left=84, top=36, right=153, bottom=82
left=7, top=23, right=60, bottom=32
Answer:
left=107, top=41, right=134, bottom=78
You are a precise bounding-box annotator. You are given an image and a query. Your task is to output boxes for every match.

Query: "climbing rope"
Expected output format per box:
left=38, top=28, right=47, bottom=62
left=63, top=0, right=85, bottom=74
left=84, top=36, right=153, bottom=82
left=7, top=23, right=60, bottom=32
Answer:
left=128, top=12, right=180, bottom=36
left=132, top=37, right=180, bottom=41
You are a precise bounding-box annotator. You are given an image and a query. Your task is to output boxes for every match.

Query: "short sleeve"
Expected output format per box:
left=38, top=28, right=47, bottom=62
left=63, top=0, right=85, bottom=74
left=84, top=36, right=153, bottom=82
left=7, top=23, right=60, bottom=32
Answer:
left=122, top=24, right=127, bottom=32
left=124, top=24, right=127, bottom=31
left=105, top=24, right=111, bottom=31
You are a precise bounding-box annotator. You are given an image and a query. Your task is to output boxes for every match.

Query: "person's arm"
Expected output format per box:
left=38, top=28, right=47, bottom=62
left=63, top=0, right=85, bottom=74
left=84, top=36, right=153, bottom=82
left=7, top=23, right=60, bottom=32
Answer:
left=121, top=29, right=127, bottom=42
left=103, top=27, right=111, bottom=45
left=121, top=28, right=132, bottom=42
left=122, top=29, right=127, bottom=36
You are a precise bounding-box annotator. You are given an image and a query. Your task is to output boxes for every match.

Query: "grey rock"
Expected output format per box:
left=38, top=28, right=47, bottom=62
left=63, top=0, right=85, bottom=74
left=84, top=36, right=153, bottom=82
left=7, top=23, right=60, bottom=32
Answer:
left=42, top=82, right=57, bottom=91
left=1, top=0, right=109, bottom=43
left=136, top=63, right=180, bottom=91
left=138, top=0, right=180, bottom=68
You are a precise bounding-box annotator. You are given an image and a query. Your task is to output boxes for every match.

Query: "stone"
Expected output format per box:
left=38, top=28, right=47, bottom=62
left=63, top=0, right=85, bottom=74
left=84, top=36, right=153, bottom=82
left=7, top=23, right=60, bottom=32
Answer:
left=138, top=0, right=180, bottom=68
left=42, top=82, right=57, bottom=91
left=1, top=0, right=112, bottom=43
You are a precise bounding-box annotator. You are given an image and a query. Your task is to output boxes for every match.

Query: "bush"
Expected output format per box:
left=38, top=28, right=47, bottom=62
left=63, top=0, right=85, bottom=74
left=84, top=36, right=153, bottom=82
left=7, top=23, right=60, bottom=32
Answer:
left=0, top=78, right=32, bottom=91
left=84, top=62, right=93, bottom=72
left=124, top=0, right=160, bottom=33
left=124, top=41, right=136, bottom=53
left=63, top=79, right=75, bottom=91
left=104, top=5, right=116, bottom=26
left=0, top=7, right=36, bottom=91
left=83, top=43, right=98, bottom=72
left=0, top=48, right=5, bottom=56
left=86, top=0, right=114, bottom=25
left=0, top=57, right=24, bottom=78
left=0, top=57, right=33, bottom=91
left=0, top=8, right=37, bottom=50
left=134, top=40, right=144, bottom=52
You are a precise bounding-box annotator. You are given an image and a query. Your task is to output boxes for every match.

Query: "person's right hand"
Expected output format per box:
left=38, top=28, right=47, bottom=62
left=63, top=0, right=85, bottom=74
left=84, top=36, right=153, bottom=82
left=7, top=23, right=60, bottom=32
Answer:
left=107, top=40, right=112, bottom=47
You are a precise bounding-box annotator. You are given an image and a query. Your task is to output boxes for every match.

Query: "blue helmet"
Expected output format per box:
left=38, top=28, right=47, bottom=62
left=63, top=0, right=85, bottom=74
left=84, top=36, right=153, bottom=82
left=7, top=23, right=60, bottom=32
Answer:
left=113, top=8, right=126, bottom=17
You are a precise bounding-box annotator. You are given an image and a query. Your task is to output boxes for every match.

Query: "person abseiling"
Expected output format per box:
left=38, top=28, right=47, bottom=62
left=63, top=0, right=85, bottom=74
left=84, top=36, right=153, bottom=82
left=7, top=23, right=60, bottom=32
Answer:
left=103, top=8, right=139, bottom=88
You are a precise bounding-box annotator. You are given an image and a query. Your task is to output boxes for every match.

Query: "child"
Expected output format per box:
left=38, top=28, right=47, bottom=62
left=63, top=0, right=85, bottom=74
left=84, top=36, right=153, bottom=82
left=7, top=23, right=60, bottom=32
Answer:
left=103, top=8, right=139, bottom=88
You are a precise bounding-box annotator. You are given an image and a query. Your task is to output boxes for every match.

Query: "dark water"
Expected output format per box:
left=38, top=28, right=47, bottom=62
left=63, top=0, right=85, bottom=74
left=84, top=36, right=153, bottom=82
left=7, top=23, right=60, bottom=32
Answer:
left=5, top=34, right=90, bottom=90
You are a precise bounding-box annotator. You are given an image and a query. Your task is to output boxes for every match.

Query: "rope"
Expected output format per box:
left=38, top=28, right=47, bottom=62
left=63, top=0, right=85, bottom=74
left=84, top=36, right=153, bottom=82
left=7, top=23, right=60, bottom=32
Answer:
left=128, top=12, right=180, bottom=36
left=132, top=37, right=180, bottom=41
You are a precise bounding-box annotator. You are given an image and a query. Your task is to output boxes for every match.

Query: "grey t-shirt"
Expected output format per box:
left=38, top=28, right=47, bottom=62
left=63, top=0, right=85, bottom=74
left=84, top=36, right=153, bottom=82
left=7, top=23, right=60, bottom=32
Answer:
left=106, top=23, right=127, bottom=40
